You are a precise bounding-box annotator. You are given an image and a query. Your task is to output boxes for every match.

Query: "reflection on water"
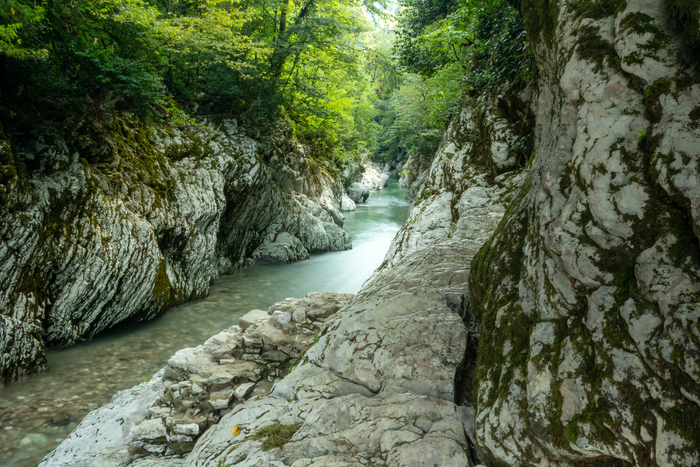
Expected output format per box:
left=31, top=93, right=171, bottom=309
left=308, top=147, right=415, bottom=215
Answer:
left=0, top=181, right=408, bottom=467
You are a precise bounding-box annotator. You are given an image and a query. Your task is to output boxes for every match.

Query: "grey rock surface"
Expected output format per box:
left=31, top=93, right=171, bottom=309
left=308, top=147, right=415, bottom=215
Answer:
left=382, top=160, right=403, bottom=180
left=175, top=234, right=477, bottom=467
left=346, top=182, right=370, bottom=204
left=468, top=1, right=700, bottom=465
left=340, top=192, right=356, bottom=212
left=358, top=164, right=389, bottom=191
left=238, top=309, right=270, bottom=330
left=252, top=232, right=310, bottom=264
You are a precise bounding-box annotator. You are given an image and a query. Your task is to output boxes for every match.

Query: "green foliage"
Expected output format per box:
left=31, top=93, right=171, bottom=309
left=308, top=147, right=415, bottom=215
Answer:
left=0, top=0, right=48, bottom=59
left=0, top=0, right=391, bottom=167
left=251, top=423, right=300, bottom=451
left=375, top=64, right=463, bottom=162
left=0, top=0, right=535, bottom=173
left=394, top=0, right=461, bottom=76
left=373, top=0, right=535, bottom=163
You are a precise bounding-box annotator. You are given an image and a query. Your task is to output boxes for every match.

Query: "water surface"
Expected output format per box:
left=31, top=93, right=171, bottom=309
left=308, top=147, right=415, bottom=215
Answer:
left=0, top=181, right=408, bottom=466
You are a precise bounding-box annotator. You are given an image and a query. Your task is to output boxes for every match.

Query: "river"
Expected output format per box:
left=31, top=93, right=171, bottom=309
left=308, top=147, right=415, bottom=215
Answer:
left=0, top=181, right=409, bottom=467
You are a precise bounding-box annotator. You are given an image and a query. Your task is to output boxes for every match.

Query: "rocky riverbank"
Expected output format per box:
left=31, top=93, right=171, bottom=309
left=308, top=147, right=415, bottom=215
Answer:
left=40, top=292, right=354, bottom=466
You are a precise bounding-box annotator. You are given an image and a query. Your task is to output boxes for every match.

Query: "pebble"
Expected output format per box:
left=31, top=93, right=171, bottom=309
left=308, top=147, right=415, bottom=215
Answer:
left=20, top=433, right=49, bottom=446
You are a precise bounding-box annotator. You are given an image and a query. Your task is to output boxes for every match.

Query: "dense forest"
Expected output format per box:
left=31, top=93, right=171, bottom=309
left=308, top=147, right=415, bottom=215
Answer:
left=0, top=0, right=535, bottom=169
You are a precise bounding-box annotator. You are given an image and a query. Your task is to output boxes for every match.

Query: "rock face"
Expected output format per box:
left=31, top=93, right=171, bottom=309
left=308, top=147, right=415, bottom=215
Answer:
left=468, top=1, right=700, bottom=465
left=0, top=118, right=351, bottom=383
left=251, top=233, right=310, bottom=264
left=346, top=181, right=370, bottom=204
left=360, top=163, right=390, bottom=191
left=40, top=292, right=354, bottom=466
left=343, top=162, right=389, bottom=204
left=382, top=160, right=404, bottom=180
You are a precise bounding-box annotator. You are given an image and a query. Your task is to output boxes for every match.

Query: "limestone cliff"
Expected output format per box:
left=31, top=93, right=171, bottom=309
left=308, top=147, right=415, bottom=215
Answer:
left=0, top=116, right=351, bottom=384
left=470, top=0, right=700, bottom=465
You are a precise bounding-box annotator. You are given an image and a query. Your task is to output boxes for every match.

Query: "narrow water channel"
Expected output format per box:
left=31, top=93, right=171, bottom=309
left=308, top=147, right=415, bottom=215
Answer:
left=0, top=181, right=409, bottom=467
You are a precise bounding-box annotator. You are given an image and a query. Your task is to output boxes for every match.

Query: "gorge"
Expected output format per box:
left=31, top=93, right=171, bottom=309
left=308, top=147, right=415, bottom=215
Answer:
left=2, top=0, right=700, bottom=466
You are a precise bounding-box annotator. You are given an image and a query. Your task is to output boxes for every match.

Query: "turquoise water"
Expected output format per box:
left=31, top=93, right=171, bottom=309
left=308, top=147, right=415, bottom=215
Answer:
left=0, top=181, right=409, bottom=467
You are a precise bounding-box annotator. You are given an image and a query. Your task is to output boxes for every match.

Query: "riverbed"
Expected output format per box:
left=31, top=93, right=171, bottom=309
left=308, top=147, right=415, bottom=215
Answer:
left=0, top=181, right=409, bottom=467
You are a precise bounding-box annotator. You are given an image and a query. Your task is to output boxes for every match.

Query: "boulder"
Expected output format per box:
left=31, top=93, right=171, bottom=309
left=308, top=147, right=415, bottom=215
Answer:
left=238, top=310, right=269, bottom=331
left=347, top=182, right=370, bottom=204
left=251, top=232, right=309, bottom=264
left=340, top=193, right=356, bottom=212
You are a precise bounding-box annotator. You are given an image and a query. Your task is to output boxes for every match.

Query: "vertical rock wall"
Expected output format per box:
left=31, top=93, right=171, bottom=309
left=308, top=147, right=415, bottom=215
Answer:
left=471, top=0, right=700, bottom=465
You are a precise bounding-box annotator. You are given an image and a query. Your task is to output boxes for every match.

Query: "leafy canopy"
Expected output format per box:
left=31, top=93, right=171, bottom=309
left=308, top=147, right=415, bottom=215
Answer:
left=0, top=0, right=390, bottom=164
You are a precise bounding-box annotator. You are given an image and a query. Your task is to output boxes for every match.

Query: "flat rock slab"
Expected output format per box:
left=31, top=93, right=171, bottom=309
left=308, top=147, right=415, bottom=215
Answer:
left=238, top=309, right=270, bottom=330
left=183, top=393, right=470, bottom=467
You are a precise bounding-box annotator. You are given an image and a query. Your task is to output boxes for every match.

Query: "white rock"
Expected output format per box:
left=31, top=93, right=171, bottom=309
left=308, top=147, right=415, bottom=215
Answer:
left=173, top=423, right=199, bottom=436
left=208, top=388, right=234, bottom=410
left=131, top=418, right=167, bottom=442
left=277, top=312, right=292, bottom=325
left=238, top=309, right=269, bottom=330
left=234, top=382, right=256, bottom=400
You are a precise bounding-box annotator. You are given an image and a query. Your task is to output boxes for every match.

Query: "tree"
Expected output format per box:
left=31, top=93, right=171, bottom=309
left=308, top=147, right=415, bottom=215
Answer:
left=0, top=0, right=48, bottom=59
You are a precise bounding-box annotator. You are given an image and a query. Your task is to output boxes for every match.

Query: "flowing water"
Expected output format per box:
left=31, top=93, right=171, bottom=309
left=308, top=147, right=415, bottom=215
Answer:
left=0, top=181, right=409, bottom=467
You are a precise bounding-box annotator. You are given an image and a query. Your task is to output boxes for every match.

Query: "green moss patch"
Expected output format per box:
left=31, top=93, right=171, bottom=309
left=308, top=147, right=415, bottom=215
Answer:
left=576, top=26, right=620, bottom=74
left=251, top=423, right=300, bottom=451
left=666, top=0, right=700, bottom=64
left=522, top=0, right=560, bottom=48
left=619, top=12, right=667, bottom=65
left=571, top=0, right=627, bottom=20
left=689, top=105, right=700, bottom=130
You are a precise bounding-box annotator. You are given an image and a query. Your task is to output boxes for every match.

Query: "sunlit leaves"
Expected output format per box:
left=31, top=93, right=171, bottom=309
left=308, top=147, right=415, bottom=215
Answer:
left=0, top=1, right=48, bottom=59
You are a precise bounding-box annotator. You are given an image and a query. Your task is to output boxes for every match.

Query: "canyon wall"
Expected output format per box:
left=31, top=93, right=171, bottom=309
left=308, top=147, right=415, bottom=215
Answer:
left=0, top=116, right=351, bottom=384
left=33, top=0, right=700, bottom=465
left=37, top=43, right=536, bottom=467
left=471, top=0, right=700, bottom=465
